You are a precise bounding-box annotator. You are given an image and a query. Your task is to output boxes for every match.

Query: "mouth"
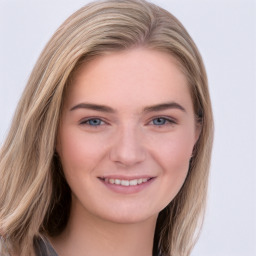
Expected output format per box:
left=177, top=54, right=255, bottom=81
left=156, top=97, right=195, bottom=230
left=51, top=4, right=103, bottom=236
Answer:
left=98, top=177, right=154, bottom=187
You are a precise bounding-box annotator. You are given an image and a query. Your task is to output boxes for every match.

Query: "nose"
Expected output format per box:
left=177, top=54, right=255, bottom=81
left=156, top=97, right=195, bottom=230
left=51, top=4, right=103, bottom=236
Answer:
left=109, top=125, right=146, bottom=167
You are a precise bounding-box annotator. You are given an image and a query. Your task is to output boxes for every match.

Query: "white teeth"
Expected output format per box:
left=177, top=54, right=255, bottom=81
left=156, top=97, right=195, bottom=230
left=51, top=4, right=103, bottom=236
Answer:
left=104, top=178, right=150, bottom=186
left=115, top=179, right=121, bottom=185
left=121, top=180, right=129, bottom=186
left=129, top=179, right=138, bottom=186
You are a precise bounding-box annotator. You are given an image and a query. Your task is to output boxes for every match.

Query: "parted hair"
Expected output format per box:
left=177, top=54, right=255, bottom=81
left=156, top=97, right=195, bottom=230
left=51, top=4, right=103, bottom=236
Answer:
left=0, top=0, right=214, bottom=255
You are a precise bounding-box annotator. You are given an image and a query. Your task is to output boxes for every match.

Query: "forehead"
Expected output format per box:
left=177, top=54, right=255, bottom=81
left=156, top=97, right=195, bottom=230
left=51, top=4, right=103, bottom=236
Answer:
left=64, top=48, right=193, bottom=113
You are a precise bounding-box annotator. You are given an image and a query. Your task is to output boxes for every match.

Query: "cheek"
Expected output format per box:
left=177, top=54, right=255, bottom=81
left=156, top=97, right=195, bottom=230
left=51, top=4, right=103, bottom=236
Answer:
left=152, top=131, right=195, bottom=201
left=163, top=141, right=191, bottom=185
left=56, top=128, right=103, bottom=175
left=153, top=129, right=194, bottom=170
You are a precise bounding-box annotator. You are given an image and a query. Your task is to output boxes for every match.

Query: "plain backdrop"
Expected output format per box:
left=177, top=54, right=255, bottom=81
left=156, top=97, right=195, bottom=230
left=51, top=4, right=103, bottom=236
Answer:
left=0, top=0, right=255, bottom=256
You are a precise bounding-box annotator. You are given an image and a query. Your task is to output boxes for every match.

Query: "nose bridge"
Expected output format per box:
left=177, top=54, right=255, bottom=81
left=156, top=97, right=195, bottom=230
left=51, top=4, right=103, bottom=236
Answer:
left=109, top=122, right=146, bottom=166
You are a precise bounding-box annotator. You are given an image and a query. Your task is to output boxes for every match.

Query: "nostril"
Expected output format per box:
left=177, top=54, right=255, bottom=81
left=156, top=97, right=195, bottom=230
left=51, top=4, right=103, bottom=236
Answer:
left=108, top=127, right=147, bottom=167
left=109, top=143, right=146, bottom=167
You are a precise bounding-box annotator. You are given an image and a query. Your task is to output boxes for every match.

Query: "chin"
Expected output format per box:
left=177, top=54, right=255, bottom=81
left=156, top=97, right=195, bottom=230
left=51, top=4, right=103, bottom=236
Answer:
left=104, top=213, right=157, bottom=225
left=91, top=205, right=160, bottom=225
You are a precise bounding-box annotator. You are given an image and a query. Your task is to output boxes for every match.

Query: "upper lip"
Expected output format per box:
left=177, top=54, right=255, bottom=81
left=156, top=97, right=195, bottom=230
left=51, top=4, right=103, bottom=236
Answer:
left=98, top=175, right=155, bottom=180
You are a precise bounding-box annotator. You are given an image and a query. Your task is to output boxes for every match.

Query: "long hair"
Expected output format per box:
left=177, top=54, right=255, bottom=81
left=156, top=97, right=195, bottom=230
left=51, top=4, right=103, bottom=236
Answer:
left=0, top=1, right=214, bottom=255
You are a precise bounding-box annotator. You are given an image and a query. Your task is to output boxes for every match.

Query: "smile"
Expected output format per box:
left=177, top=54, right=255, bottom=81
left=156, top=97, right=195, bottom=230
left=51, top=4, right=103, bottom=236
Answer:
left=100, top=177, right=152, bottom=186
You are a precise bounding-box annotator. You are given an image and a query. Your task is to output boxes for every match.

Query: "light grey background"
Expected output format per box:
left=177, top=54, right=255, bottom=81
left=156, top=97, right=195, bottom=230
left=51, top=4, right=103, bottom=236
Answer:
left=0, top=0, right=255, bottom=256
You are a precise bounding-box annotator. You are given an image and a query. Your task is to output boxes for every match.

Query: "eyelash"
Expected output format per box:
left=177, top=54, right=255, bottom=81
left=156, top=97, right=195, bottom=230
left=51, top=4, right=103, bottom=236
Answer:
left=79, top=116, right=176, bottom=127
left=149, top=117, right=177, bottom=126
left=79, top=118, right=107, bottom=127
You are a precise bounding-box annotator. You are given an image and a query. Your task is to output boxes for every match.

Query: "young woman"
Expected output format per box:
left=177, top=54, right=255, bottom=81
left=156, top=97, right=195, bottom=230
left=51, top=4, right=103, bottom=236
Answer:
left=0, top=0, right=214, bottom=255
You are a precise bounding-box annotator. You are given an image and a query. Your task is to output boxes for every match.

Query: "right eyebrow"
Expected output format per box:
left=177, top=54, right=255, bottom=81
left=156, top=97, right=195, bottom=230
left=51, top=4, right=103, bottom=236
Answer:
left=70, top=103, right=116, bottom=113
left=143, top=102, right=186, bottom=113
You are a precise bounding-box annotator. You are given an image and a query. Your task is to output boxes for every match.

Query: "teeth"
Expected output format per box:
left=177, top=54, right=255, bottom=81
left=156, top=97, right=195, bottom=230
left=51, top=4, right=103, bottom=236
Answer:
left=104, top=178, right=150, bottom=186
left=121, top=180, right=129, bottom=186
left=109, top=179, right=115, bottom=184
left=129, top=179, right=138, bottom=186
left=115, top=179, right=121, bottom=185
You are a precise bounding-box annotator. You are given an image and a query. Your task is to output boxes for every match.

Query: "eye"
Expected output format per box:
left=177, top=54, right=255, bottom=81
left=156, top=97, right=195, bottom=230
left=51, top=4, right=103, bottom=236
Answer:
left=152, top=118, right=167, bottom=125
left=149, top=117, right=176, bottom=126
left=80, top=118, right=105, bottom=126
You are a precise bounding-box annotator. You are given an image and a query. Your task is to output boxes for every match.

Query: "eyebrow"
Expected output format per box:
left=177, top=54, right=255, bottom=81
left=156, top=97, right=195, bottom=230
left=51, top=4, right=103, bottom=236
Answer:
left=70, top=103, right=115, bottom=113
left=143, top=102, right=186, bottom=113
left=70, top=102, right=186, bottom=113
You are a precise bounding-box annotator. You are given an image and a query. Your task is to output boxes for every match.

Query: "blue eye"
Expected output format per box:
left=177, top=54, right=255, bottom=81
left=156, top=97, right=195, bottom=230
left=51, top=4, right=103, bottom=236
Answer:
left=150, top=117, right=175, bottom=126
left=82, top=118, right=104, bottom=126
left=152, top=118, right=168, bottom=125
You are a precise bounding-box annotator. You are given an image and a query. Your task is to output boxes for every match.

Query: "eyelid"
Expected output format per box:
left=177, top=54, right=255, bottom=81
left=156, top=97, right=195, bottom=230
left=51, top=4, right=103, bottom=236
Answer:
left=79, top=117, right=108, bottom=126
left=78, top=115, right=177, bottom=126
left=148, top=116, right=178, bottom=125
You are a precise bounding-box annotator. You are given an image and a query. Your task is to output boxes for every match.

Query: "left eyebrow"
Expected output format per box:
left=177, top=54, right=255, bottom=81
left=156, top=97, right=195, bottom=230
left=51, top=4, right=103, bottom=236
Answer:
left=70, top=103, right=115, bottom=113
left=143, top=102, right=186, bottom=113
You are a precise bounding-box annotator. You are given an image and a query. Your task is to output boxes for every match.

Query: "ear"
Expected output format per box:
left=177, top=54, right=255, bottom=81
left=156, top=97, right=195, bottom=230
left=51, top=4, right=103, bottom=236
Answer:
left=194, top=118, right=202, bottom=145
left=55, top=128, right=62, bottom=157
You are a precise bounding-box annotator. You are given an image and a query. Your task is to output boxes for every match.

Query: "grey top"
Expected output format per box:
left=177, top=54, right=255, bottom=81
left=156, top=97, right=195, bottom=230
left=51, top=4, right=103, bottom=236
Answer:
left=33, top=236, right=163, bottom=256
left=34, top=236, right=58, bottom=256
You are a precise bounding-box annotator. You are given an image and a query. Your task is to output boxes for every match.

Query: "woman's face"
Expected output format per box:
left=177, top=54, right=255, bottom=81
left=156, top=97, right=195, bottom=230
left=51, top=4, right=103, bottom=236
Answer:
left=57, top=48, right=200, bottom=224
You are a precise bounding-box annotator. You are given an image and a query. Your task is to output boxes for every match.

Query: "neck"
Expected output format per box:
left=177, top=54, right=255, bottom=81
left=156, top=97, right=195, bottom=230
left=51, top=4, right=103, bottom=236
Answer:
left=51, top=200, right=158, bottom=256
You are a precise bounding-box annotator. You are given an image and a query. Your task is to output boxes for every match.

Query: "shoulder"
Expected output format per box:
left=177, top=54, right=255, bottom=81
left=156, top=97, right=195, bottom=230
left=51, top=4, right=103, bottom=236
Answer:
left=0, top=235, right=11, bottom=256
left=0, top=236, right=8, bottom=256
left=0, top=235, right=21, bottom=256
left=34, top=236, right=58, bottom=256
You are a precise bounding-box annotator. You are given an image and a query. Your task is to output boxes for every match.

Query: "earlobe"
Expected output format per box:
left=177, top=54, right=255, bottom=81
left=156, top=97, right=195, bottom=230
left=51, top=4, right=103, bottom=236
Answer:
left=194, top=120, right=202, bottom=144
left=55, top=135, right=61, bottom=157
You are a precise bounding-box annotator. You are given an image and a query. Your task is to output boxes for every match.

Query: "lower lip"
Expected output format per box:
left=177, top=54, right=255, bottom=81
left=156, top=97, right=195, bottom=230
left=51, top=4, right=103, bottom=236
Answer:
left=99, top=178, right=155, bottom=194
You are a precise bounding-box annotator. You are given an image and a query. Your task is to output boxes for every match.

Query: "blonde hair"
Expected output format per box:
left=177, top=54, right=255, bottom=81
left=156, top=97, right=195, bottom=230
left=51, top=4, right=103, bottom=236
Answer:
left=0, top=0, right=214, bottom=255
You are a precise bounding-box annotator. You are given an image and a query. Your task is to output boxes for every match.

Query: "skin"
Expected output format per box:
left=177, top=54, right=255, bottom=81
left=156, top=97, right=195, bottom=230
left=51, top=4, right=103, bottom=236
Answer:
left=53, top=48, right=200, bottom=256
